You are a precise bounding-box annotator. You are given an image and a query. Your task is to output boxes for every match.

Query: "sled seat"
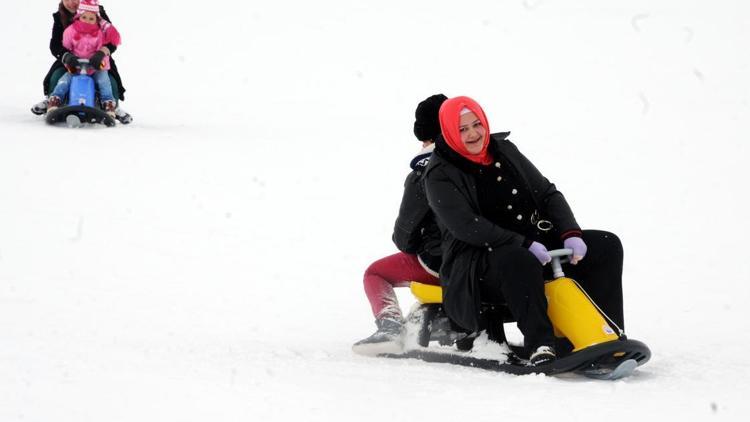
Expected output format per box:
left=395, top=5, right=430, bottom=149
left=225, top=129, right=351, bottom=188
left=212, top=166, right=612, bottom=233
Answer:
left=409, top=281, right=512, bottom=320
left=408, top=281, right=513, bottom=349
left=409, top=281, right=442, bottom=304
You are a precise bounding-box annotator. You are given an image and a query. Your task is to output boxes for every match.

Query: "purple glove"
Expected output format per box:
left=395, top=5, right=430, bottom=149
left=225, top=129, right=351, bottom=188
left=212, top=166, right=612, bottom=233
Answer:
left=528, top=241, right=551, bottom=265
left=564, top=236, right=587, bottom=265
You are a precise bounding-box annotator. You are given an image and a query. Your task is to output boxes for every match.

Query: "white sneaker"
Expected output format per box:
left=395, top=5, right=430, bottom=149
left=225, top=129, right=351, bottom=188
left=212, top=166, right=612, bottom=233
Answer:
left=31, top=97, right=48, bottom=115
left=115, top=107, right=133, bottom=124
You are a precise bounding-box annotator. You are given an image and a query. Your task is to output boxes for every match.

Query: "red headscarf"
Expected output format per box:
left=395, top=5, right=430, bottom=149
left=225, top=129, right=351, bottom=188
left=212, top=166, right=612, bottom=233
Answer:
left=438, top=96, right=492, bottom=165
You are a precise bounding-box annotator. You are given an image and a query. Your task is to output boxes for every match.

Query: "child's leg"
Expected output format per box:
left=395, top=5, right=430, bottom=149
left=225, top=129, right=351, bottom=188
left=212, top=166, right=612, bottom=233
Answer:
left=93, top=71, right=115, bottom=103
left=50, top=73, right=73, bottom=99
left=363, top=252, right=440, bottom=320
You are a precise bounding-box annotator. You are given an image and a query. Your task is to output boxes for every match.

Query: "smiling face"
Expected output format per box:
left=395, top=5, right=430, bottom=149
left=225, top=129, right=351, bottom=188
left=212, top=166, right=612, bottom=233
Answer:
left=459, top=111, right=486, bottom=155
left=62, top=0, right=80, bottom=14
left=79, top=11, right=97, bottom=24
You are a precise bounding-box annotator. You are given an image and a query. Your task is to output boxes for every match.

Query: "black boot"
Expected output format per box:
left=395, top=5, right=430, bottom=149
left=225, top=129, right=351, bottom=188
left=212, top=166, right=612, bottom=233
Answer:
left=529, top=345, right=556, bottom=366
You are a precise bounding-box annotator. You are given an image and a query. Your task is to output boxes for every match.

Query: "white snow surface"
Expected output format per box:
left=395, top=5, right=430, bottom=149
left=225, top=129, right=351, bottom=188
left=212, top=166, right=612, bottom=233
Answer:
left=2, top=1, right=750, bottom=421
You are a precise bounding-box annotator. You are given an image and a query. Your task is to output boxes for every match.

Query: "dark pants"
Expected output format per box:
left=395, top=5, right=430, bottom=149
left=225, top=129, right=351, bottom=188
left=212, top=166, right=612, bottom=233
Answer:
left=561, top=230, right=624, bottom=330
left=480, top=244, right=555, bottom=351
left=478, top=229, right=624, bottom=352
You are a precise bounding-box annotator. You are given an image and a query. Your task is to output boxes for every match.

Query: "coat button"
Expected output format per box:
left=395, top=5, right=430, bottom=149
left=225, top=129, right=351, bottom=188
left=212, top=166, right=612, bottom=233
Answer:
left=516, top=214, right=523, bottom=220
left=512, top=188, right=518, bottom=195
left=495, top=162, right=501, bottom=168
left=496, top=176, right=503, bottom=182
left=507, top=205, right=513, bottom=210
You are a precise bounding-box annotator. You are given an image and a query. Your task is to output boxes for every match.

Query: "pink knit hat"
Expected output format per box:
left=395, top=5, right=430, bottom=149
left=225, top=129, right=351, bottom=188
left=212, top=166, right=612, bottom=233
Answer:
left=77, top=0, right=100, bottom=15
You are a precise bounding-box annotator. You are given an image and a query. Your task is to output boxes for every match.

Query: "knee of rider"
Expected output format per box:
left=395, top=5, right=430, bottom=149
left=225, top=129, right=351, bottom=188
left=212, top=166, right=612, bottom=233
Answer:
left=502, top=248, right=544, bottom=280
left=364, top=261, right=384, bottom=279
left=599, top=231, right=623, bottom=258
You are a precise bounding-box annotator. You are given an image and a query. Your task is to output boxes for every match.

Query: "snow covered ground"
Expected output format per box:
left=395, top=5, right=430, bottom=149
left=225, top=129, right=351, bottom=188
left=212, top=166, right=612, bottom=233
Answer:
left=2, top=0, right=749, bottom=420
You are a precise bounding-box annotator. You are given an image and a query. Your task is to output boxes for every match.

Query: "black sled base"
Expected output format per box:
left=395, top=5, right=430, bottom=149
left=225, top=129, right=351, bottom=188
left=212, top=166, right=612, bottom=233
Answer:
left=46, top=105, right=116, bottom=127
left=380, top=338, right=650, bottom=379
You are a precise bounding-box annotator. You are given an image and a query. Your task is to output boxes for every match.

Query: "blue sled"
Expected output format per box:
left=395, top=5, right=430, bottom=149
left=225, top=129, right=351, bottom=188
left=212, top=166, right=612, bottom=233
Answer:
left=46, top=63, right=116, bottom=128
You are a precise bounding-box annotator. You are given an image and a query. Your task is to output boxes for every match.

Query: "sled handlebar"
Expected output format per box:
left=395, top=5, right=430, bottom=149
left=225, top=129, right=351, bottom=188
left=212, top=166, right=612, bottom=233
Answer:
left=548, top=248, right=573, bottom=258
left=548, top=248, right=574, bottom=279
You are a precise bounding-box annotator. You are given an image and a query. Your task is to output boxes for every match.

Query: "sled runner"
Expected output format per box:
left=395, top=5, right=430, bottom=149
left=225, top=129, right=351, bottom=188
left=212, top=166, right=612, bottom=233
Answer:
left=45, top=59, right=117, bottom=128
left=372, top=249, right=651, bottom=380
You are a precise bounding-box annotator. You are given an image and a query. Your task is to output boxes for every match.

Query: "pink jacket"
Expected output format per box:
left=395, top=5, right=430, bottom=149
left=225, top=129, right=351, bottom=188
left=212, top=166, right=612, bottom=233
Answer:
left=62, top=19, right=121, bottom=73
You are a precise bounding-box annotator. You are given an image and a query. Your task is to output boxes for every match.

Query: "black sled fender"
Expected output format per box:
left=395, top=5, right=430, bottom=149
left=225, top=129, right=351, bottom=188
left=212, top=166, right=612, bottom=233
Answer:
left=46, top=105, right=116, bottom=127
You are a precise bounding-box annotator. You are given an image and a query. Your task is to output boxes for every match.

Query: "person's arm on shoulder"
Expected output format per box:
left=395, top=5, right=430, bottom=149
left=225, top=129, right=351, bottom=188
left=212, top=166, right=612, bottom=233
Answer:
left=425, top=166, right=525, bottom=249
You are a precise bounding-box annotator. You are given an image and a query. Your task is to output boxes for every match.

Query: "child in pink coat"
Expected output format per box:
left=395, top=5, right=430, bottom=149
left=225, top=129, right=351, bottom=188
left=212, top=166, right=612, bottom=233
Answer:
left=47, top=0, right=121, bottom=118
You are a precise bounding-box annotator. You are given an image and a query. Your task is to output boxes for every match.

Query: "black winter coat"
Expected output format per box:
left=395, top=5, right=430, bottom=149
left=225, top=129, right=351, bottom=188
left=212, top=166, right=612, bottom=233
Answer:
left=43, top=5, right=126, bottom=100
left=392, top=146, right=442, bottom=273
left=423, top=132, right=580, bottom=331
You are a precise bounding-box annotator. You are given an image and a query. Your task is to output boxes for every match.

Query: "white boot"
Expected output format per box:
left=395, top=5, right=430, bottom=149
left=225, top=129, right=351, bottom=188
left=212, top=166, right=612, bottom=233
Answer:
left=352, top=318, right=404, bottom=356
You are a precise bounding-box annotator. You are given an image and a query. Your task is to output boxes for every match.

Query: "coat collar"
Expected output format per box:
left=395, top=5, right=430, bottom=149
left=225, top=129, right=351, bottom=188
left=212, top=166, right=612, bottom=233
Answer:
left=434, top=132, right=511, bottom=173
left=409, top=143, right=435, bottom=170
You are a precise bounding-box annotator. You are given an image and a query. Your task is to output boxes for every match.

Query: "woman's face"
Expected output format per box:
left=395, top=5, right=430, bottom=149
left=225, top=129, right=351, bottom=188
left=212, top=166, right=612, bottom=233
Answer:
left=459, top=111, right=486, bottom=155
left=62, top=0, right=80, bottom=14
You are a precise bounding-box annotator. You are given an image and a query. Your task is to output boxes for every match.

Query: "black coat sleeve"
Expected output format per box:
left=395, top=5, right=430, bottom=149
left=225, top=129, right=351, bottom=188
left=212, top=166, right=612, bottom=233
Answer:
left=425, top=164, right=525, bottom=249
left=506, top=142, right=580, bottom=235
left=49, top=13, right=67, bottom=59
left=392, top=171, right=431, bottom=253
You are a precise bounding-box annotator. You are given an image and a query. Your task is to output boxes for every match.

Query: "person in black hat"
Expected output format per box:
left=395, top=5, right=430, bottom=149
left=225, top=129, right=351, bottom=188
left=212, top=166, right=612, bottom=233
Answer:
left=413, top=94, right=448, bottom=142
left=352, top=94, right=448, bottom=356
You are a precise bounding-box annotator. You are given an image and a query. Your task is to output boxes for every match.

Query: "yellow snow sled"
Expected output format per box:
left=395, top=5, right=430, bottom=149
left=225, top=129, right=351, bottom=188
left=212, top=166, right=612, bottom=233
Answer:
left=405, top=249, right=651, bottom=378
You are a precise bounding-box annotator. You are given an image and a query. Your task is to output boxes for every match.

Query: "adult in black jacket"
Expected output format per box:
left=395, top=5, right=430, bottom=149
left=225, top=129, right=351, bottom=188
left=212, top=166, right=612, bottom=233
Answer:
left=352, top=94, right=447, bottom=356
left=31, top=1, right=130, bottom=122
left=424, top=96, right=624, bottom=365
left=391, top=96, right=448, bottom=272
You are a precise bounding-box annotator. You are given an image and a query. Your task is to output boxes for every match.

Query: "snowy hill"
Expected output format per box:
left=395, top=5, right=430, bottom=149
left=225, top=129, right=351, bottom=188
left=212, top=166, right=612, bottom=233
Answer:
left=2, top=1, right=749, bottom=421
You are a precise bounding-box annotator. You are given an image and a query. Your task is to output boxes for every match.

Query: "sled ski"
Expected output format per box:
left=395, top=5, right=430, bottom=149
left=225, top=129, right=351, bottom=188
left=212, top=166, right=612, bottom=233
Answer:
left=577, top=358, right=638, bottom=380
left=379, top=338, right=649, bottom=378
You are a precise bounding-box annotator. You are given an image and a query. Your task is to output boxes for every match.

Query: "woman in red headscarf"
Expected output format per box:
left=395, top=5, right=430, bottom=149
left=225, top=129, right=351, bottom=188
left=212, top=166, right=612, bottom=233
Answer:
left=423, top=96, right=624, bottom=365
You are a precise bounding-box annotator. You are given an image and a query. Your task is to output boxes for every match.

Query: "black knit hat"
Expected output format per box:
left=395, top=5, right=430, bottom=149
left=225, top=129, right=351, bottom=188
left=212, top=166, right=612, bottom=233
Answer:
left=413, top=94, right=448, bottom=141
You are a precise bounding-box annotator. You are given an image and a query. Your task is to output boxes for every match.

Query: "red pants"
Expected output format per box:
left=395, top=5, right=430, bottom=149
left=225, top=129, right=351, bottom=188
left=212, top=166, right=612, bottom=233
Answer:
left=363, top=252, right=439, bottom=320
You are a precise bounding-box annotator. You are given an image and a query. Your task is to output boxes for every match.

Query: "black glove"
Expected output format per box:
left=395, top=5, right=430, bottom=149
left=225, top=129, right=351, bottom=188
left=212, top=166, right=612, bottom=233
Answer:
left=90, top=51, right=106, bottom=70
left=62, top=52, right=79, bottom=71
